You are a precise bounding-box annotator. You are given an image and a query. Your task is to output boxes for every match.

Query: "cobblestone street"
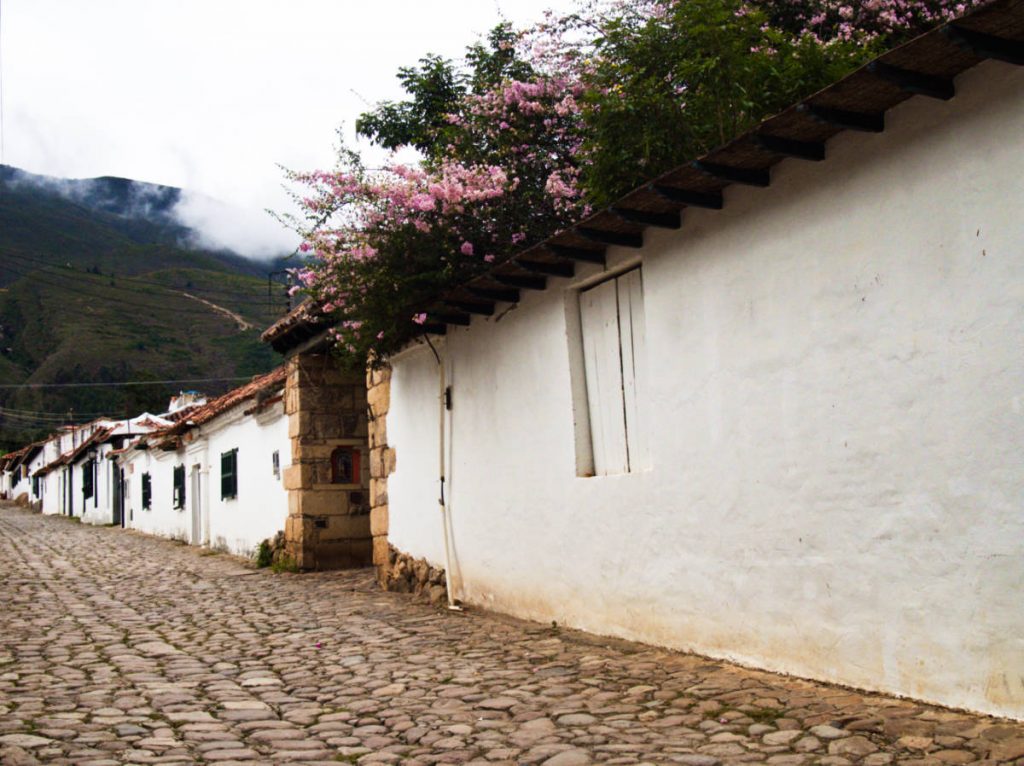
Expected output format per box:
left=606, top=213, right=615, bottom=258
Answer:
left=0, top=505, right=1021, bottom=766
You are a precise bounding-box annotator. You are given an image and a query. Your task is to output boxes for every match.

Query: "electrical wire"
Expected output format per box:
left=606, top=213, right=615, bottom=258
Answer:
left=0, top=406, right=110, bottom=419
left=0, top=376, right=254, bottom=390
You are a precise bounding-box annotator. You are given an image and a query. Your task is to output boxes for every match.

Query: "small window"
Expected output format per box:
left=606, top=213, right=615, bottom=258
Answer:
left=271, top=450, right=280, bottom=478
left=331, top=446, right=360, bottom=484
left=142, top=472, right=152, bottom=510
left=173, top=464, right=186, bottom=509
left=221, top=449, right=238, bottom=500
left=578, top=268, right=648, bottom=475
left=82, top=459, right=95, bottom=500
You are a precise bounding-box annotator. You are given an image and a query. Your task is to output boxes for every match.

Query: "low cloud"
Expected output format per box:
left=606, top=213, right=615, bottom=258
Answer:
left=172, top=190, right=298, bottom=261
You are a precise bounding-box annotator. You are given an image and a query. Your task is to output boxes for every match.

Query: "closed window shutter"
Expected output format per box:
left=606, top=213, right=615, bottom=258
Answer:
left=579, top=268, right=647, bottom=475
left=221, top=449, right=237, bottom=499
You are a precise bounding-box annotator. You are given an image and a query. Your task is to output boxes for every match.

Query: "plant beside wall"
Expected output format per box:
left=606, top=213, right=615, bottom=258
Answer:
left=285, top=0, right=982, bottom=366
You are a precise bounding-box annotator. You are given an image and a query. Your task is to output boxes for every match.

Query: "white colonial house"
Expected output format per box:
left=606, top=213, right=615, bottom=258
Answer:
left=376, top=7, right=1024, bottom=721
left=27, top=414, right=171, bottom=522
left=120, top=368, right=289, bottom=556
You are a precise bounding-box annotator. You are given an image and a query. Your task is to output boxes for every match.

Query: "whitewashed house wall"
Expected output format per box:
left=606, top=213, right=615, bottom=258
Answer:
left=25, top=449, right=48, bottom=509
left=39, top=437, right=63, bottom=516
left=201, top=400, right=289, bottom=557
left=81, top=442, right=114, bottom=526
left=124, top=448, right=190, bottom=543
left=385, top=61, right=1024, bottom=719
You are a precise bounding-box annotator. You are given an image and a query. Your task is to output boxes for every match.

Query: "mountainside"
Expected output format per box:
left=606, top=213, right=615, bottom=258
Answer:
left=0, top=165, right=299, bottom=450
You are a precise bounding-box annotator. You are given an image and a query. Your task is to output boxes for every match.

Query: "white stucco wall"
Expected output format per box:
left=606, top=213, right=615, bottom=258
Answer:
left=386, top=61, right=1024, bottom=719
left=125, top=449, right=190, bottom=542
left=203, top=402, right=289, bottom=557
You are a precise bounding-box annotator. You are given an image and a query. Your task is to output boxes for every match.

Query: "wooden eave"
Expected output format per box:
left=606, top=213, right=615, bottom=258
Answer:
left=417, top=0, right=1023, bottom=332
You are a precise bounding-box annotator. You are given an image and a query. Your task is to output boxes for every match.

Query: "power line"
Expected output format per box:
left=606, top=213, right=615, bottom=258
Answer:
left=0, top=405, right=110, bottom=419
left=0, top=376, right=255, bottom=390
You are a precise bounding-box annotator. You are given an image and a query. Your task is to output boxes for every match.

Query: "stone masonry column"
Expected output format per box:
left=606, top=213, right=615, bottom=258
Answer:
left=283, top=352, right=371, bottom=570
left=367, top=363, right=394, bottom=584
left=366, top=361, right=447, bottom=604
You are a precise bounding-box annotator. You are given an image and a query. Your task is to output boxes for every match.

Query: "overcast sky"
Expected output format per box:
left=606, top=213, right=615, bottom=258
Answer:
left=1, top=0, right=576, bottom=257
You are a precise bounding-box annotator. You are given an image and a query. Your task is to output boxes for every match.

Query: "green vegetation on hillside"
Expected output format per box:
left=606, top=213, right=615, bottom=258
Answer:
left=0, top=167, right=293, bottom=450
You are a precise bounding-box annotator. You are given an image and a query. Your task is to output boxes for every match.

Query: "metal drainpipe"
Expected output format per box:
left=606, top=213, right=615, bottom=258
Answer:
left=431, top=340, right=460, bottom=611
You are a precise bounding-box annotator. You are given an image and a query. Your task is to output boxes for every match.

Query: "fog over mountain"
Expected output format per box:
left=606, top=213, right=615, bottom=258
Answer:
left=0, top=165, right=297, bottom=262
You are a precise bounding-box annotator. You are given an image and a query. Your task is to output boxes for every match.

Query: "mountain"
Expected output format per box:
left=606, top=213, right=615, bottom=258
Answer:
left=0, top=165, right=301, bottom=450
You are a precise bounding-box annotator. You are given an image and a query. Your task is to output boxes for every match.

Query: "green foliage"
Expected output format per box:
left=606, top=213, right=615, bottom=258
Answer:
left=354, top=23, right=536, bottom=168
left=355, top=54, right=464, bottom=158
left=580, top=0, right=870, bottom=206
left=271, top=554, right=299, bottom=574
left=0, top=179, right=283, bottom=451
left=254, top=540, right=273, bottom=568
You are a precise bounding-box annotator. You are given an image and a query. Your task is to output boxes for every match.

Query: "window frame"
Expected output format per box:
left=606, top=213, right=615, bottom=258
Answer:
left=221, top=448, right=238, bottom=500
left=172, top=464, right=186, bottom=510
left=82, top=459, right=95, bottom=500
left=571, top=266, right=648, bottom=477
left=141, top=472, right=152, bottom=510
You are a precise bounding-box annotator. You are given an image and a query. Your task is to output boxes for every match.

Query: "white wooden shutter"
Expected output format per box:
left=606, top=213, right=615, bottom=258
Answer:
left=580, top=278, right=629, bottom=475
left=617, top=269, right=648, bottom=470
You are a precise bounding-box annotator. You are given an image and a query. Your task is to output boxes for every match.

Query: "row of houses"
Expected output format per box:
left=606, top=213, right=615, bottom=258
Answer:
left=0, top=374, right=295, bottom=558
left=3, top=1, right=1022, bottom=722
left=2, top=356, right=373, bottom=567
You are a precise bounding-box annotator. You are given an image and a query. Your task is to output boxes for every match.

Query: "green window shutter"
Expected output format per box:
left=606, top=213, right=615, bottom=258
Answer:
left=142, top=472, right=152, bottom=509
left=221, top=449, right=238, bottom=500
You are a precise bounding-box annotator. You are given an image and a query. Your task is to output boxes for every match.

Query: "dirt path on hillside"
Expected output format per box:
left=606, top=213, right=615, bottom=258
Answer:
left=179, top=291, right=253, bottom=330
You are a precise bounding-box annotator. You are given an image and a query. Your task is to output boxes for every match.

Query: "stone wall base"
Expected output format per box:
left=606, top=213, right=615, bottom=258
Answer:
left=378, top=544, right=447, bottom=606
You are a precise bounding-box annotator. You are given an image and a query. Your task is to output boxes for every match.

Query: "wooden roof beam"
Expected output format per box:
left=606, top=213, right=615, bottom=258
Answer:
left=867, top=61, right=955, bottom=100
left=493, top=273, right=547, bottom=291
left=693, top=160, right=770, bottom=187
left=945, top=24, right=1024, bottom=65
left=515, top=258, right=575, bottom=277
left=426, top=311, right=471, bottom=327
left=798, top=103, right=885, bottom=132
left=649, top=184, right=724, bottom=210
left=576, top=227, right=644, bottom=249
left=444, top=298, right=495, bottom=316
left=545, top=244, right=606, bottom=264
left=610, top=207, right=682, bottom=229
left=753, top=133, right=826, bottom=161
left=468, top=285, right=520, bottom=303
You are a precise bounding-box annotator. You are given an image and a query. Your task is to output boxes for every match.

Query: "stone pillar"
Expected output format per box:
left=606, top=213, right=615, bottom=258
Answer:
left=283, top=352, right=371, bottom=570
left=366, top=362, right=394, bottom=584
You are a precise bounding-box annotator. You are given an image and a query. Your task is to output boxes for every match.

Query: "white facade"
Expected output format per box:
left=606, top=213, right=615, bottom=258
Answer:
left=124, top=447, right=189, bottom=542
left=385, top=61, right=1024, bottom=719
left=121, top=399, right=289, bottom=557
left=201, top=401, right=289, bottom=557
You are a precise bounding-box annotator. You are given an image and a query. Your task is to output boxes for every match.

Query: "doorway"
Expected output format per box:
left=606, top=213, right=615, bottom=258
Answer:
left=190, top=465, right=203, bottom=545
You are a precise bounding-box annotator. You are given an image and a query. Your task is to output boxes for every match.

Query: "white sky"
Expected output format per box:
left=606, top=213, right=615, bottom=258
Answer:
left=0, top=0, right=577, bottom=257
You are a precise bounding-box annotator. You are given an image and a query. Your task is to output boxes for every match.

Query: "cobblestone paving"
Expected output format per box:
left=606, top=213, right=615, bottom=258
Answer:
left=1, top=505, right=1022, bottom=766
